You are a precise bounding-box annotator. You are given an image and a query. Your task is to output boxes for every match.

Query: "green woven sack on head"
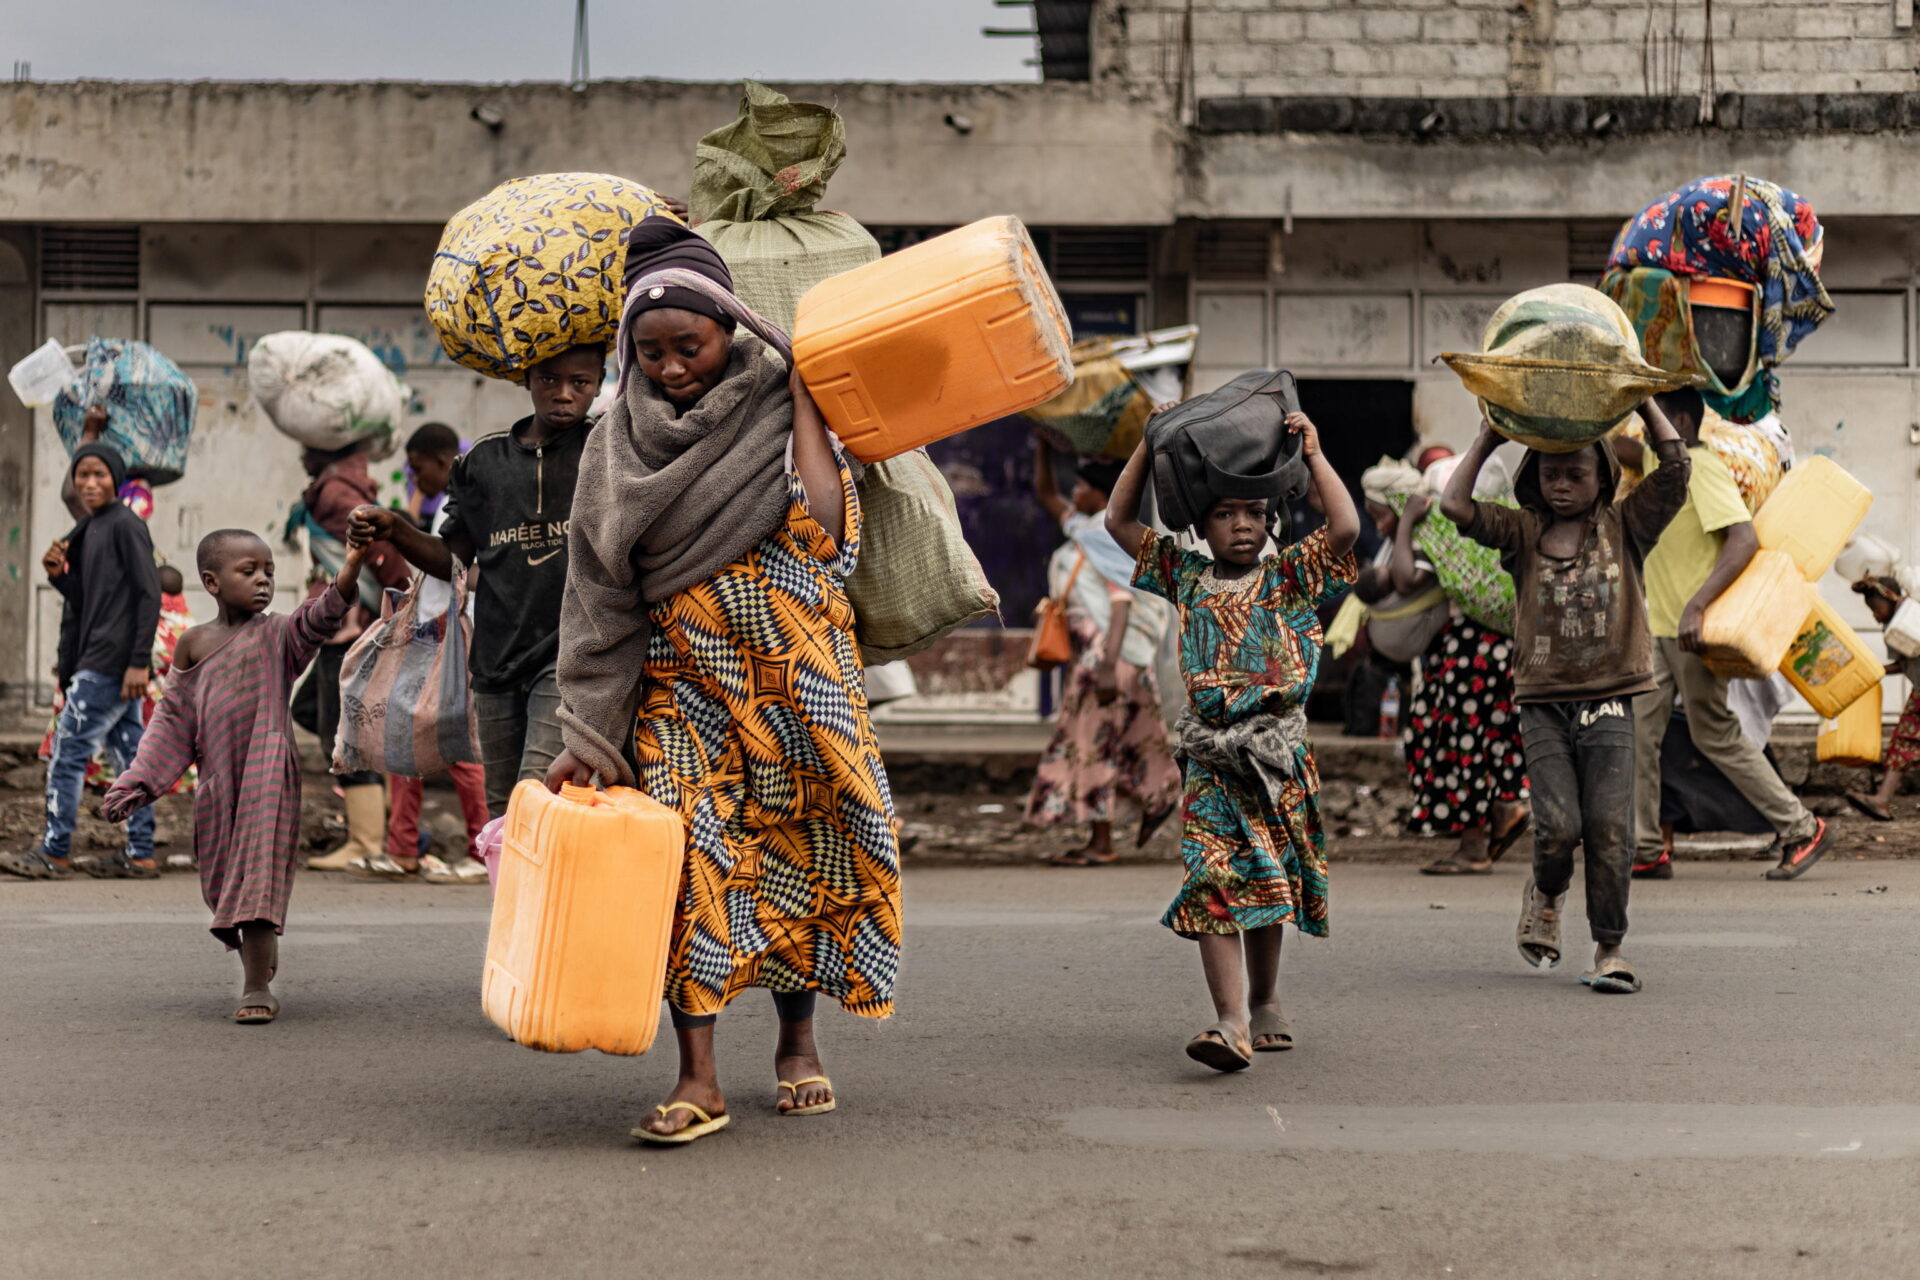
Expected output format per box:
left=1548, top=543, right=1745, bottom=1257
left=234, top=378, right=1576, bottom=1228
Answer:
left=1440, top=283, right=1695, bottom=454
left=692, top=82, right=880, bottom=333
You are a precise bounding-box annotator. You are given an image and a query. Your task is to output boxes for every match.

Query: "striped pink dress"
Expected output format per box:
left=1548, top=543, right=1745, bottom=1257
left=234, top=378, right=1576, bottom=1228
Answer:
left=107, top=586, right=350, bottom=947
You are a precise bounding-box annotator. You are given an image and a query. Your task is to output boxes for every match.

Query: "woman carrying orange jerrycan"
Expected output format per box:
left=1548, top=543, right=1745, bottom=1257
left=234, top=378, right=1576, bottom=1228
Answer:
left=1843, top=576, right=1920, bottom=822
left=547, top=221, right=901, bottom=1146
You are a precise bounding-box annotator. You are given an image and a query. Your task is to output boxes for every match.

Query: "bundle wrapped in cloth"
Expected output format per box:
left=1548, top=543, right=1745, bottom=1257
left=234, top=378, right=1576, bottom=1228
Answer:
left=1439, top=284, right=1694, bottom=454
left=691, top=81, right=883, bottom=334
left=426, top=172, right=681, bottom=382
left=1022, top=337, right=1154, bottom=460
left=1601, top=174, right=1832, bottom=423
left=51, top=338, right=197, bottom=484
left=248, top=332, right=405, bottom=458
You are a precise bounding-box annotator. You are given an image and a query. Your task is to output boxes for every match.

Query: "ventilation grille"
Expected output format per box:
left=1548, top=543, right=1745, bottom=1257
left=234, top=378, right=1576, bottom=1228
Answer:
left=1049, top=229, right=1152, bottom=281
left=1568, top=218, right=1625, bottom=283
left=41, top=225, right=140, bottom=292
left=1195, top=221, right=1271, bottom=282
left=1035, top=0, right=1095, bottom=81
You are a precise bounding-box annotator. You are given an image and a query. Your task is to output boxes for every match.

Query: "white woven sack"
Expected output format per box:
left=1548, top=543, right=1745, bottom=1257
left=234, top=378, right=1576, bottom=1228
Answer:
left=247, top=331, right=405, bottom=458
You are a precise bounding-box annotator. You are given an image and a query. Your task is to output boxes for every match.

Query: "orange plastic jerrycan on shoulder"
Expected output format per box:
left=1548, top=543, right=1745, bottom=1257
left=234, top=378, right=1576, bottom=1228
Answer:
left=482, top=780, right=685, bottom=1055
left=792, top=215, right=1073, bottom=463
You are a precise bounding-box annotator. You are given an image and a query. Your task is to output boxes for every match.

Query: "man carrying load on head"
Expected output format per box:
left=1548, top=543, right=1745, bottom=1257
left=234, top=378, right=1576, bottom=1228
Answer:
left=1630, top=387, right=1831, bottom=882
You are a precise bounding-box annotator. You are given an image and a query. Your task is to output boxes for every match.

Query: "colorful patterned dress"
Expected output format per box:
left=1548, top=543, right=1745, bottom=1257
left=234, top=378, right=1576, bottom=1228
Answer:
left=105, top=587, right=351, bottom=947
left=634, top=455, right=902, bottom=1019
left=1133, top=529, right=1356, bottom=937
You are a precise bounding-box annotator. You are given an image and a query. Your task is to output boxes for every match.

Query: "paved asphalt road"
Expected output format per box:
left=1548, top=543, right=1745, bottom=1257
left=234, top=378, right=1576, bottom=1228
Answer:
left=4, top=859, right=1918, bottom=1280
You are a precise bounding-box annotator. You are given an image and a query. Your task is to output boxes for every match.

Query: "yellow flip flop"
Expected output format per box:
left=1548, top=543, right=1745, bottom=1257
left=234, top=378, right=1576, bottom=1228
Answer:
left=631, top=1102, right=730, bottom=1145
left=777, top=1076, right=837, bottom=1117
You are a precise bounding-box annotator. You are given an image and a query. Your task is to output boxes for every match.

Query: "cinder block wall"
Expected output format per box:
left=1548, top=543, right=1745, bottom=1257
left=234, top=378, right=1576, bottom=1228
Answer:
left=1105, top=0, right=1920, bottom=99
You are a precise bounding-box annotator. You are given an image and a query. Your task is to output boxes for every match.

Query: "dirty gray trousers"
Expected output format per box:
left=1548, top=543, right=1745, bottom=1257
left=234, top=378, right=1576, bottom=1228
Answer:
left=1519, top=699, right=1636, bottom=946
left=1631, top=637, right=1814, bottom=861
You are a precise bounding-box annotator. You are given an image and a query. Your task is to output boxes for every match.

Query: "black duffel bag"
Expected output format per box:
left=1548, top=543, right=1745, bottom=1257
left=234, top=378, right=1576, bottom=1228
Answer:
left=1146, top=369, right=1311, bottom=530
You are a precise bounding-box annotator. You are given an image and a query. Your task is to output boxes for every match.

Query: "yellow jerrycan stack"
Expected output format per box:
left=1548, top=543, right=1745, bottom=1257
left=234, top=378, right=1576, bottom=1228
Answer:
left=1751, top=455, right=1872, bottom=581
left=1816, top=682, right=1883, bottom=768
left=483, top=780, right=685, bottom=1055
left=1779, top=592, right=1883, bottom=719
left=793, top=215, right=1073, bottom=463
left=1700, top=550, right=1811, bottom=679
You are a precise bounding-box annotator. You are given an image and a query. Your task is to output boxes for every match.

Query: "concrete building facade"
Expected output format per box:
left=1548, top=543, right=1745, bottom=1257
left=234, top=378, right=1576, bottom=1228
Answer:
left=2, top=1, right=1917, bottom=713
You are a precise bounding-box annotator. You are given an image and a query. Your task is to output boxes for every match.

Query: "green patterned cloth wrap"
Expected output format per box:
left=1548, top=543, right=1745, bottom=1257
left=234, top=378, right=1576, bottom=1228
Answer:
left=1599, top=266, right=1775, bottom=424
left=1387, top=493, right=1517, bottom=636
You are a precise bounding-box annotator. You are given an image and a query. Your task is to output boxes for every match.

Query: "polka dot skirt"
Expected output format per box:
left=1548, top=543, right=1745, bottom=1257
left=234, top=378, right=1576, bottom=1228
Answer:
left=1404, top=618, right=1529, bottom=836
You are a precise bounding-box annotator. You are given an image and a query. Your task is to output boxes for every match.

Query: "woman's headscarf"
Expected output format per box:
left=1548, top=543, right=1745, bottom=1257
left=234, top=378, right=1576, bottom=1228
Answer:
left=71, top=441, right=128, bottom=492
left=621, top=220, right=736, bottom=329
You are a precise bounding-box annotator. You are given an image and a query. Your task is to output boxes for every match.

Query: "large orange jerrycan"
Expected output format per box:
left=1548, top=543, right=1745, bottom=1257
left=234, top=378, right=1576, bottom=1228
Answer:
left=1816, top=682, right=1882, bottom=768
left=1779, top=591, right=1883, bottom=719
left=482, top=780, right=685, bottom=1055
left=793, top=215, right=1072, bottom=462
left=1700, top=550, right=1809, bottom=679
left=1752, top=455, right=1871, bottom=581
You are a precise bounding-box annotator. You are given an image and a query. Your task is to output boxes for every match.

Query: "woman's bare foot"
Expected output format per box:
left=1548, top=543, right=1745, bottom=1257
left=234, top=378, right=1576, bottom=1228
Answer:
left=638, top=1078, right=728, bottom=1137
left=775, top=1017, right=834, bottom=1114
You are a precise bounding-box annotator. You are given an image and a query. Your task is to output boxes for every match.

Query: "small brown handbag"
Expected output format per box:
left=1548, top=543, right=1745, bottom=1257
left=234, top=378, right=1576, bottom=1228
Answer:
left=1026, top=550, right=1086, bottom=672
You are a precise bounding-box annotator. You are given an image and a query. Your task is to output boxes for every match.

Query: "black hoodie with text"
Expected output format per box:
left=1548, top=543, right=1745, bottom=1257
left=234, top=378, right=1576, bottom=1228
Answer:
left=1464, top=436, right=1690, bottom=703
left=440, top=416, right=595, bottom=693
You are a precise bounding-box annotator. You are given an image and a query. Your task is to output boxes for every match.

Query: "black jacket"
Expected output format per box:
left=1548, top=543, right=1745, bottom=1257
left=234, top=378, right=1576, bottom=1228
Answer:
left=54, top=501, right=160, bottom=687
left=440, top=416, right=595, bottom=693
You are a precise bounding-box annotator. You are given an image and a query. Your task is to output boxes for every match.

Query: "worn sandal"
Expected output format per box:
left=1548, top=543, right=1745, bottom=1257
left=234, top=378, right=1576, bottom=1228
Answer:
left=1185, top=1021, right=1253, bottom=1073
left=1250, top=1009, right=1294, bottom=1052
left=632, top=1102, right=731, bottom=1145
left=777, top=1076, right=837, bottom=1117
left=1580, top=956, right=1643, bottom=994
left=347, top=854, right=416, bottom=881
left=234, top=991, right=279, bottom=1024
left=1516, top=877, right=1567, bottom=970
left=0, top=851, right=73, bottom=880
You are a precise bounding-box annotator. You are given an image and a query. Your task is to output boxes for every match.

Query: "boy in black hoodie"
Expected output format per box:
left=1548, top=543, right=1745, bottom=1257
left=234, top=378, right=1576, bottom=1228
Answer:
left=1441, top=406, right=1689, bottom=994
left=3, top=444, right=162, bottom=880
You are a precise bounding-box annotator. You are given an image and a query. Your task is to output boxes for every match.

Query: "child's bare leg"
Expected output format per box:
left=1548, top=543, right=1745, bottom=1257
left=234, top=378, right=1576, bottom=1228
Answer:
left=1872, top=767, right=1903, bottom=806
left=636, top=1022, right=725, bottom=1138
left=1244, top=923, right=1286, bottom=1044
left=236, top=922, right=276, bottom=1017
left=1194, top=933, right=1251, bottom=1052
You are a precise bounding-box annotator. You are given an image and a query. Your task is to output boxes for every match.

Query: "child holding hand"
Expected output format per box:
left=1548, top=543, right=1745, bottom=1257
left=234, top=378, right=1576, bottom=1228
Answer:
left=1106, top=412, right=1359, bottom=1071
left=105, top=526, right=368, bottom=1024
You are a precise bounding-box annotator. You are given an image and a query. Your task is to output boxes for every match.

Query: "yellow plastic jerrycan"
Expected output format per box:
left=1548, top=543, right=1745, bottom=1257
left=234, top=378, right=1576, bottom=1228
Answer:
left=482, top=780, right=685, bottom=1055
left=1816, top=682, right=1882, bottom=768
left=793, top=215, right=1073, bottom=463
left=1751, top=455, right=1871, bottom=581
left=1779, top=592, right=1883, bottom=719
left=1700, top=550, right=1811, bottom=680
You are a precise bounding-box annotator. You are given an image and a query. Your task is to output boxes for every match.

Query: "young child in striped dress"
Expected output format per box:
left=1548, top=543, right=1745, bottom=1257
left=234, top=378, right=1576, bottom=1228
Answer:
left=105, top=527, right=368, bottom=1024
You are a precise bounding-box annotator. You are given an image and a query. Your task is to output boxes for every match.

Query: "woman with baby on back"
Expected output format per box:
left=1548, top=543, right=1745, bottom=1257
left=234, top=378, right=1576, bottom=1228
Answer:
left=1106, top=406, right=1360, bottom=1071
left=545, top=219, right=901, bottom=1145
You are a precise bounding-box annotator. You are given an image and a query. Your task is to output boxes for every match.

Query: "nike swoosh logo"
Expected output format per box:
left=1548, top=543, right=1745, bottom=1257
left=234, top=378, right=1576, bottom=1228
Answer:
left=526, top=548, right=564, bottom=566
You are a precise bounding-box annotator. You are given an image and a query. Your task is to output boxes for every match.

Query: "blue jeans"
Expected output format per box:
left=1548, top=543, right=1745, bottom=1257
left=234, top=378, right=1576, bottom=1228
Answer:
left=43, top=670, right=154, bottom=861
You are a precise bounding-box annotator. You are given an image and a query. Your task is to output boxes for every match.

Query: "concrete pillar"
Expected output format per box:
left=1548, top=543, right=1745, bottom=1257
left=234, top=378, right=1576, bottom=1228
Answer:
left=1508, top=0, right=1557, bottom=96
left=0, top=226, right=34, bottom=709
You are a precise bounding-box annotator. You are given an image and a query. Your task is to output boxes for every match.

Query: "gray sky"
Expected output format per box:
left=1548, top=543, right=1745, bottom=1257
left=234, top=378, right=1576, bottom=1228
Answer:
left=8, top=1, right=1040, bottom=83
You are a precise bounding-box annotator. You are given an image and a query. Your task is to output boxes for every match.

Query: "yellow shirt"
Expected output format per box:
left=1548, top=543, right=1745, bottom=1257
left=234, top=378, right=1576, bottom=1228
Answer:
left=1643, top=445, right=1752, bottom=638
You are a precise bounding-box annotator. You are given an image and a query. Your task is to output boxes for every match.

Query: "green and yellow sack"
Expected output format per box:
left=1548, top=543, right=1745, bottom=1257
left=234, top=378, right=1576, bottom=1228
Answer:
left=1440, top=283, right=1695, bottom=454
